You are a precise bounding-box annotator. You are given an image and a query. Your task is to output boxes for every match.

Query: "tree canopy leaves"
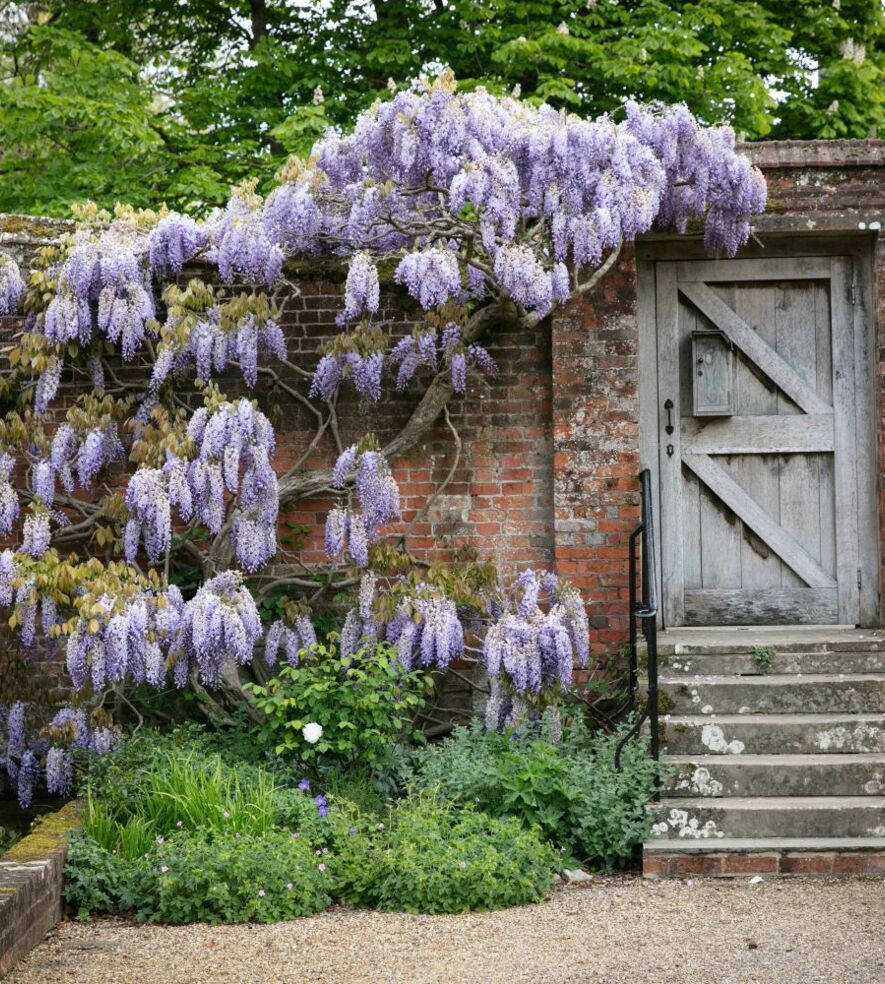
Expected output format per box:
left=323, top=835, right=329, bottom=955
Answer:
left=1, top=0, right=881, bottom=215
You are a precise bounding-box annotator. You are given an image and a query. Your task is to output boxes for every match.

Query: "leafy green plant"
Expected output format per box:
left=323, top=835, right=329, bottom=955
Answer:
left=247, top=640, right=430, bottom=774
left=123, top=830, right=332, bottom=924
left=406, top=719, right=661, bottom=870
left=83, top=794, right=158, bottom=861
left=339, top=794, right=558, bottom=914
left=752, top=646, right=774, bottom=673
left=63, top=834, right=133, bottom=920
left=133, top=752, right=278, bottom=837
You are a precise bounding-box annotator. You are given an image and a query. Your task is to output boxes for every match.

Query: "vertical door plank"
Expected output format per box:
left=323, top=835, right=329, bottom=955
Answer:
left=682, top=465, right=702, bottom=589
left=656, top=262, right=684, bottom=626
left=776, top=280, right=824, bottom=587
left=694, top=287, right=743, bottom=591
left=848, top=251, right=879, bottom=625
left=830, top=257, right=860, bottom=623
left=730, top=284, right=783, bottom=590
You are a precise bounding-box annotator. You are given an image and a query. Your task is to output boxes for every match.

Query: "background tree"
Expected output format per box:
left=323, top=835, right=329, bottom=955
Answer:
left=0, top=0, right=880, bottom=215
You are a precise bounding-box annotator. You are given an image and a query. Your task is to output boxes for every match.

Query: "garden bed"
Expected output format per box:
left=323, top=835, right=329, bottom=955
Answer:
left=60, top=717, right=658, bottom=925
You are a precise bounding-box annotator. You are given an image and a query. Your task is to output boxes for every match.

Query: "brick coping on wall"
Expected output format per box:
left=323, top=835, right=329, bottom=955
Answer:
left=0, top=800, right=82, bottom=977
left=738, top=139, right=885, bottom=169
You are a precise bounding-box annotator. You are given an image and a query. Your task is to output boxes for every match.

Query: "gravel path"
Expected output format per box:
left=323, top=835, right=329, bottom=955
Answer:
left=9, top=877, right=884, bottom=984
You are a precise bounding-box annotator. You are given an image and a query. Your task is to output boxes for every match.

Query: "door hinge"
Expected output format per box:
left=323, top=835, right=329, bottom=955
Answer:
left=850, top=280, right=859, bottom=306
left=857, top=567, right=862, bottom=590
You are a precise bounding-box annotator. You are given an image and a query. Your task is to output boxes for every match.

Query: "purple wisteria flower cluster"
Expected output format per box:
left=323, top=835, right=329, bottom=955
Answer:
left=151, top=308, right=287, bottom=392
left=188, top=400, right=279, bottom=572
left=389, top=323, right=496, bottom=394
left=0, top=255, right=26, bottom=316
left=385, top=587, right=465, bottom=670
left=483, top=569, right=590, bottom=730
left=48, top=421, right=125, bottom=494
left=43, top=237, right=156, bottom=360
left=270, top=79, right=765, bottom=321
left=124, top=399, right=279, bottom=572
left=264, top=615, right=317, bottom=668
left=148, top=213, right=207, bottom=277
left=324, top=447, right=401, bottom=567
left=0, top=549, right=62, bottom=651
left=0, top=454, right=19, bottom=536
left=1, top=702, right=118, bottom=808
left=333, top=573, right=463, bottom=668
left=65, top=571, right=262, bottom=693
left=207, top=193, right=284, bottom=287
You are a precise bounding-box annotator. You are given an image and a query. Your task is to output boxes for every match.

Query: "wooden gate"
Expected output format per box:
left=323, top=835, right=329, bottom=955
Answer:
left=651, top=255, right=874, bottom=627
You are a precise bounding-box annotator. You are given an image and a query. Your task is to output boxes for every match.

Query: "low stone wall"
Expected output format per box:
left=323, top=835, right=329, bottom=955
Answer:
left=0, top=801, right=82, bottom=977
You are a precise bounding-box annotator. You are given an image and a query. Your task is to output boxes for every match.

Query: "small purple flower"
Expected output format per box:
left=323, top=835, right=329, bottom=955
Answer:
left=298, top=779, right=311, bottom=792
left=318, top=863, right=326, bottom=872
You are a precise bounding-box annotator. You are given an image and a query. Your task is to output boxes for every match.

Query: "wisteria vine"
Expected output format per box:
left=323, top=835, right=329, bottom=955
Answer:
left=0, top=74, right=766, bottom=803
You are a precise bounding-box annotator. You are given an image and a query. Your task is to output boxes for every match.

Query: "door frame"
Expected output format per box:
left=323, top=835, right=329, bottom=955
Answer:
left=637, top=234, right=880, bottom=628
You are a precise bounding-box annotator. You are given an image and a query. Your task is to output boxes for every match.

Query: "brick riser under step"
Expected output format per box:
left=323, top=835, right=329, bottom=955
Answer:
left=642, top=635, right=885, bottom=878
left=644, top=845, right=885, bottom=878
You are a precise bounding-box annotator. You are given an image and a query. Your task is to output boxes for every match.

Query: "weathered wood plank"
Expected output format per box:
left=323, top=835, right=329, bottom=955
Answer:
left=636, top=258, right=665, bottom=626
left=682, top=415, right=834, bottom=454
left=678, top=281, right=833, bottom=415
left=676, top=257, right=832, bottom=282
left=692, top=286, right=743, bottom=591
left=829, top=256, right=860, bottom=623
left=656, top=262, right=685, bottom=626
left=730, top=284, right=782, bottom=591
left=682, top=465, right=702, bottom=590
left=684, top=588, right=839, bottom=625
left=849, top=249, right=880, bottom=625
left=682, top=452, right=838, bottom=589
left=775, top=279, right=825, bottom=588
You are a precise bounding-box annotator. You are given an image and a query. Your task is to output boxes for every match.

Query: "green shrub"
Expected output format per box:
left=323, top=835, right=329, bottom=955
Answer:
left=123, top=830, right=332, bottom=924
left=63, top=834, right=133, bottom=920
left=247, top=640, right=430, bottom=774
left=406, top=718, right=661, bottom=870
left=337, top=794, right=558, bottom=914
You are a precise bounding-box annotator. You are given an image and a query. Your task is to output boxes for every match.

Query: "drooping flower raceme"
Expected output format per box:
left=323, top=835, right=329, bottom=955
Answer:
left=0, top=255, right=26, bottom=316
left=386, top=587, right=465, bottom=670
left=187, top=400, right=279, bottom=572
left=0, top=454, right=19, bottom=536
left=264, top=615, right=317, bottom=668
left=325, top=447, right=401, bottom=566
left=124, top=468, right=173, bottom=564
left=341, top=253, right=380, bottom=322
left=482, top=569, right=590, bottom=728
left=209, top=193, right=284, bottom=287
left=148, top=213, right=207, bottom=277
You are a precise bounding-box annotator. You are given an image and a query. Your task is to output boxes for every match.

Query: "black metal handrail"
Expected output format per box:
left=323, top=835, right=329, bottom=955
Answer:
left=614, top=467, right=659, bottom=770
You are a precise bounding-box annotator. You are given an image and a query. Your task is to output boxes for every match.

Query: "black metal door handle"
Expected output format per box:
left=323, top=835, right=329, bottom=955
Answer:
left=664, top=399, right=674, bottom=435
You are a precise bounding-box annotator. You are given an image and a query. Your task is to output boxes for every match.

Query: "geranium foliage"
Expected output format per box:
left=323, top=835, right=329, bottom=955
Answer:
left=0, top=77, right=766, bottom=805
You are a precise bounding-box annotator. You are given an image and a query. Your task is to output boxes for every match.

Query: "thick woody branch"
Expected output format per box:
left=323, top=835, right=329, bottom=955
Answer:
left=276, top=300, right=517, bottom=507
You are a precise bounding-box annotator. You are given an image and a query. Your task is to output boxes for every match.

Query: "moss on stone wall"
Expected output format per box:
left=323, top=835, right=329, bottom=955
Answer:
left=1, top=800, right=83, bottom=863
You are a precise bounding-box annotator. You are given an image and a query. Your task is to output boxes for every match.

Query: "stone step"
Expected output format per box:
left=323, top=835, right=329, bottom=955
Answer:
left=661, top=713, right=885, bottom=755
left=650, top=796, right=885, bottom=840
left=660, top=649, right=885, bottom=677
left=662, top=753, right=885, bottom=798
left=657, top=673, right=885, bottom=714
left=654, top=629, right=885, bottom=657
left=643, top=837, right=885, bottom=878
